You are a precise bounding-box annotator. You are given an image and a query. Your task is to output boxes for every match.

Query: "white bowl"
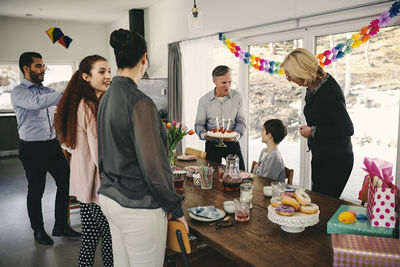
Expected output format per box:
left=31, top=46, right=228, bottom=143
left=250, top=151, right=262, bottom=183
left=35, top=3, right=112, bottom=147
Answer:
left=223, top=201, right=235, bottom=213
left=263, top=186, right=272, bottom=197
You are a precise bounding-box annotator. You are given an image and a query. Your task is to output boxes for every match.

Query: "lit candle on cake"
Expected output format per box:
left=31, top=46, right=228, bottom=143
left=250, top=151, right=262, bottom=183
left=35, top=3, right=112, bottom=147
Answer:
left=216, top=117, right=219, bottom=132
left=227, top=119, right=231, bottom=130
left=222, top=118, right=225, bottom=131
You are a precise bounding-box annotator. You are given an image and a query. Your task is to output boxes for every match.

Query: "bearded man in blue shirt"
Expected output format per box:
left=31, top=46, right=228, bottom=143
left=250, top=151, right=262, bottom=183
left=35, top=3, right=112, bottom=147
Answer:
left=11, top=52, right=80, bottom=245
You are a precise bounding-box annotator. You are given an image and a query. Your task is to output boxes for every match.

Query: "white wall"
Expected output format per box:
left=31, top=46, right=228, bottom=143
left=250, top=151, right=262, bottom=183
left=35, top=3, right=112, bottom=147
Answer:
left=0, top=17, right=108, bottom=66
left=145, top=0, right=388, bottom=78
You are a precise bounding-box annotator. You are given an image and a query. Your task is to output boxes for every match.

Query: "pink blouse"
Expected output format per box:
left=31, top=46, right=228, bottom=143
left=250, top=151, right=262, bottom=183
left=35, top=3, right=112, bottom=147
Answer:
left=69, top=100, right=101, bottom=204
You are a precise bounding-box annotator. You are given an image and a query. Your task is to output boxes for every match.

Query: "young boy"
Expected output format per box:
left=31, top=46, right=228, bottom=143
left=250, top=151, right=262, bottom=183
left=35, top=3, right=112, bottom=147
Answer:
left=252, top=119, right=287, bottom=181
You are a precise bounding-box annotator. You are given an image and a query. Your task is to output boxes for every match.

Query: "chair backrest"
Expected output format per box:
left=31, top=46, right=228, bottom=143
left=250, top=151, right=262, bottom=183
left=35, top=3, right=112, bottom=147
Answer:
left=167, top=220, right=191, bottom=254
left=250, top=161, right=257, bottom=173
left=285, top=167, right=294, bottom=185
left=185, top=147, right=207, bottom=159
left=251, top=160, right=294, bottom=185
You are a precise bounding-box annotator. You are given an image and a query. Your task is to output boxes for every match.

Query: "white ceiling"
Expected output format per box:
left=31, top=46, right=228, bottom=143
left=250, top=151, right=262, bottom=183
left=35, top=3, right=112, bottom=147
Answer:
left=0, top=0, right=165, bottom=24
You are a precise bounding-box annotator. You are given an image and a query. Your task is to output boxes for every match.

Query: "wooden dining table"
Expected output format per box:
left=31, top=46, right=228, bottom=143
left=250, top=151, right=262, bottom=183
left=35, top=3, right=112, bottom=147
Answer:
left=175, top=157, right=357, bottom=267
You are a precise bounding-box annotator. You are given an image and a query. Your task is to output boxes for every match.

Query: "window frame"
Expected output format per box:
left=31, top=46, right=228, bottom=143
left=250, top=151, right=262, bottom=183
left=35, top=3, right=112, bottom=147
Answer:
left=0, top=59, right=76, bottom=114
left=237, top=12, right=400, bottom=189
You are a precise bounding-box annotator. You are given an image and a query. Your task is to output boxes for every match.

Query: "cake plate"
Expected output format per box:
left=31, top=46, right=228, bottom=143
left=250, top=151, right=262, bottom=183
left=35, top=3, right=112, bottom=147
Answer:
left=267, top=204, right=319, bottom=233
left=216, top=137, right=227, bottom=147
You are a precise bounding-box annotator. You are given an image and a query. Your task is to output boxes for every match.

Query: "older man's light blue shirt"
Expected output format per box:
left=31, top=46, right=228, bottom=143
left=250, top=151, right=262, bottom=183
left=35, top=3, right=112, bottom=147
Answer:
left=195, top=89, right=246, bottom=140
left=11, top=79, right=63, bottom=141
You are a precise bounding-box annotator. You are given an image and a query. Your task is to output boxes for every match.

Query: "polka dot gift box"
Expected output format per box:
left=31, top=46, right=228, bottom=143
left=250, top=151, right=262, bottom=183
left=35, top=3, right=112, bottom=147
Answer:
left=367, top=178, right=396, bottom=228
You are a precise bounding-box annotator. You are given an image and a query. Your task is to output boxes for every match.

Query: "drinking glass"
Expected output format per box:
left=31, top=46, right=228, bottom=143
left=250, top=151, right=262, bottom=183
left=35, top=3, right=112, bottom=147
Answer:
left=218, top=165, right=225, bottom=182
left=200, top=170, right=213, bottom=189
left=173, top=170, right=186, bottom=194
left=271, top=181, right=285, bottom=199
left=234, top=198, right=250, bottom=222
left=240, top=180, right=253, bottom=208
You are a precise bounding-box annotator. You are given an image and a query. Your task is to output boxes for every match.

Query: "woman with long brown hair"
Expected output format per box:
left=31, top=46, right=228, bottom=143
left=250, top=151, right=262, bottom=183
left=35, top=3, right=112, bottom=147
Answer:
left=54, top=55, right=113, bottom=266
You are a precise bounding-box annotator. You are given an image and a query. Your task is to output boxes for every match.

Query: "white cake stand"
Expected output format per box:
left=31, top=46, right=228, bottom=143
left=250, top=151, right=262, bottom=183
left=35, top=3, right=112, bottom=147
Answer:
left=267, top=205, right=319, bottom=233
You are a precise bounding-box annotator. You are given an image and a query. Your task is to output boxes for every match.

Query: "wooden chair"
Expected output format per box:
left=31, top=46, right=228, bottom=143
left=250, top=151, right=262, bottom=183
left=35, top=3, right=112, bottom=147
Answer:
left=285, top=167, right=294, bottom=186
left=250, top=160, right=294, bottom=185
left=166, top=221, right=192, bottom=267
left=62, top=149, right=80, bottom=218
left=165, top=221, right=240, bottom=267
left=184, top=147, right=207, bottom=159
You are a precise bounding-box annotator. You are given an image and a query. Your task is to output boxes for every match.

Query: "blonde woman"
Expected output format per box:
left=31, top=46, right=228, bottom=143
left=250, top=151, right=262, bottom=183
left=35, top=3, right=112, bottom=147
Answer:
left=281, top=48, right=354, bottom=198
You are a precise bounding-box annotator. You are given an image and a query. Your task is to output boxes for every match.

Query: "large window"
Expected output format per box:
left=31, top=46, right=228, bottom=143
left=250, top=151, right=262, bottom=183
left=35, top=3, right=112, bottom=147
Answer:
left=0, top=62, right=20, bottom=111
left=0, top=61, right=75, bottom=112
left=248, top=39, right=303, bottom=185
left=315, top=25, right=400, bottom=202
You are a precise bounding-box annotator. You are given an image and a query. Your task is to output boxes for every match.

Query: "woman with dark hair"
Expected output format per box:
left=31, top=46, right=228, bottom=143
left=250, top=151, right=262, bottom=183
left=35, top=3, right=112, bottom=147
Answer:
left=97, top=28, right=188, bottom=266
left=280, top=48, right=354, bottom=198
left=54, top=55, right=113, bottom=267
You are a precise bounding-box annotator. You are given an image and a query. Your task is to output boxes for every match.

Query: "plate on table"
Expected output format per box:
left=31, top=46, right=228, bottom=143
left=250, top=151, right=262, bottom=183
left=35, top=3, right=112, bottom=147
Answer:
left=240, top=172, right=254, bottom=179
left=189, top=209, right=226, bottom=222
left=177, top=154, right=197, bottom=161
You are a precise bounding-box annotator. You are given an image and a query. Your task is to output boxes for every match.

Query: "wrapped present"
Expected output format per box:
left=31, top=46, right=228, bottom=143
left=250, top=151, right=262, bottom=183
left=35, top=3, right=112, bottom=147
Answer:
left=331, top=234, right=400, bottom=267
left=367, top=177, right=397, bottom=228
left=359, top=157, right=397, bottom=202
left=327, top=205, right=395, bottom=237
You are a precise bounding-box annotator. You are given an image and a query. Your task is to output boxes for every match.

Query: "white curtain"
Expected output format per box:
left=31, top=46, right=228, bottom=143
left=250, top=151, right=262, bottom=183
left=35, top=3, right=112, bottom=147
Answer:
left=180, top=36, right=215, bottom=152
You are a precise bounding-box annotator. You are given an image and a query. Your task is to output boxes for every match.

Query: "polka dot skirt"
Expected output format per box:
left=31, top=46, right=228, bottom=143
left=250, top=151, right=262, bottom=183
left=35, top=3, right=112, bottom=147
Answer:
left=79, top=203, right=114, bottom=267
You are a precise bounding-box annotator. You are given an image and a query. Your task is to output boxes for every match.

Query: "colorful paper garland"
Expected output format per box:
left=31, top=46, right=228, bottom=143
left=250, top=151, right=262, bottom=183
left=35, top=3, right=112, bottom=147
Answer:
left=45, top=27, right=73, bottom=49
left=219, top=1, right=400, bottom=75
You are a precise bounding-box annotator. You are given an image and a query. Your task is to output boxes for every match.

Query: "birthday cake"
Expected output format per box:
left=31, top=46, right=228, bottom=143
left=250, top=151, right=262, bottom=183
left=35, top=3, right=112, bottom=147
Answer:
left=207, top=128, right=238, bottom=139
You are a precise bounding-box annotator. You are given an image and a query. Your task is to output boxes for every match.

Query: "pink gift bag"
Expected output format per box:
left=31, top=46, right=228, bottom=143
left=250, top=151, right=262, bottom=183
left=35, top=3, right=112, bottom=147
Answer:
left=367, top=178, right=396, bottom=228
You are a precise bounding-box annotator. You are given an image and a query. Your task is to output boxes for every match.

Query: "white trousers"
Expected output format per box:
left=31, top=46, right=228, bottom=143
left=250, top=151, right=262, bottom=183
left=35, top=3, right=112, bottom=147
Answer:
left=99, top=195, right=167, bottom=267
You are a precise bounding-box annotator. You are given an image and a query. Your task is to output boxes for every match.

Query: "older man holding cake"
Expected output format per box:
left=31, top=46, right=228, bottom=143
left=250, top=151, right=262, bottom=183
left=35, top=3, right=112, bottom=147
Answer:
left=195, top=65, right=246, bottom=170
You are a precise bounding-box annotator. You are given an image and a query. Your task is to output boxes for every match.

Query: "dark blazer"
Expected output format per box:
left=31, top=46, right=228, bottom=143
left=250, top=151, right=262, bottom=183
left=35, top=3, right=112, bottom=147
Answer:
left=304, top=75, right=354, bottom=158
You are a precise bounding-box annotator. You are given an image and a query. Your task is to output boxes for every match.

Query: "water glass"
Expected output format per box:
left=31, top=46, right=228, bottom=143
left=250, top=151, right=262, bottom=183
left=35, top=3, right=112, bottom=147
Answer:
left=218, top=165, right=225, bottom=182
left=234, top=198, right=250, bottom=222
left=240, top=180, right=253, bottom=202
left=271, top=181, right=285, bottom=199
left=173, top=170, right=186, bottom=194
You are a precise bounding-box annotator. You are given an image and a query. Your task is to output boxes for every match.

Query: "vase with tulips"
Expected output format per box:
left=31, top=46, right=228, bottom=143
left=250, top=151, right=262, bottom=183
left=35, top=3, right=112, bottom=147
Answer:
left=165, top=120, right=195, bottom=166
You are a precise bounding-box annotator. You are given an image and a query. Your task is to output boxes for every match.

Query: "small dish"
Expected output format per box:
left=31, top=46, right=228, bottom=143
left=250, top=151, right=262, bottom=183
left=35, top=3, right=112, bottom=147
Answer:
left=240, top=172, right=254, bottom=179
left=263, top=186, right=272, bottom=197
left=223, top=201, right=235, bottom=213
left=177, top=154, right=197, bottom=161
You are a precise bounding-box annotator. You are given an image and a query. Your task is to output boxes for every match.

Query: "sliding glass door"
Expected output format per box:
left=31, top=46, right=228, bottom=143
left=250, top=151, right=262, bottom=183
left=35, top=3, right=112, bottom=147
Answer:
left=315, top=25, right=400, bottom=201
left=248, top=39, right=303, bottom=185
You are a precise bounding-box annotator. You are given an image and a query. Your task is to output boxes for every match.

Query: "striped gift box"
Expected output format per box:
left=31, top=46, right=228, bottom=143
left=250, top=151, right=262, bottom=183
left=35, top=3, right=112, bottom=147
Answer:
left=332, top=234, right=400, bottom=267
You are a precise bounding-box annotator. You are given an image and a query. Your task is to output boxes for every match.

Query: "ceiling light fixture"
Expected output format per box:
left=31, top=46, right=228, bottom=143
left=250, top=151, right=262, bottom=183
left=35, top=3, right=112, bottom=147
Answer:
left=187, top=0, right=204, bottom=33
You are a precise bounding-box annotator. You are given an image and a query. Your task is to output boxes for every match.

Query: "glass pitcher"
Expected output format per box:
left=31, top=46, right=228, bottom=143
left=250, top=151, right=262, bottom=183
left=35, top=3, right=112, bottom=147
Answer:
left=222, top=154, right=242, bottom=191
